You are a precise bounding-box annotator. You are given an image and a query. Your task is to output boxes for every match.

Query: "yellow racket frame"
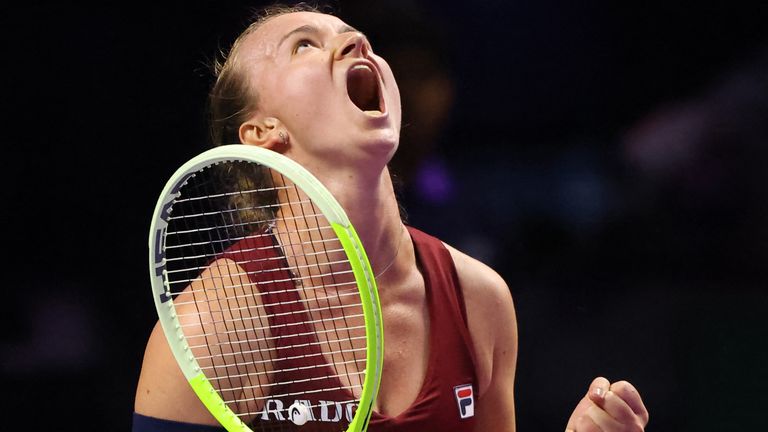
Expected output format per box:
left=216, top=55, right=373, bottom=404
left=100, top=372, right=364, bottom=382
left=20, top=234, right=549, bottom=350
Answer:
left=148, top=145, right=384, bottom=432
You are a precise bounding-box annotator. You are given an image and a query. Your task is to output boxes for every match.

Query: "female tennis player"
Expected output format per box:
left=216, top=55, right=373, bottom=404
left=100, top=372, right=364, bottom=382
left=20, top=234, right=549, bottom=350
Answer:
left=133, top=4, right=649, bottom=431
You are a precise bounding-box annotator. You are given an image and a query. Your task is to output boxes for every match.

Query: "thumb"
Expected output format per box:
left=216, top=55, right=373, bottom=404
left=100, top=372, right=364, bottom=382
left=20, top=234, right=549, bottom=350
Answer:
left=587, top=376, right=611, bottom=407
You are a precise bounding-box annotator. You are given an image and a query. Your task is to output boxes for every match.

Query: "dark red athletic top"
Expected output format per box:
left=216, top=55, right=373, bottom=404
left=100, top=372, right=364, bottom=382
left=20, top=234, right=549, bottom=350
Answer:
left=368, top=226, right=479, bottom=431
left=133, top=226, right=479, bottom=432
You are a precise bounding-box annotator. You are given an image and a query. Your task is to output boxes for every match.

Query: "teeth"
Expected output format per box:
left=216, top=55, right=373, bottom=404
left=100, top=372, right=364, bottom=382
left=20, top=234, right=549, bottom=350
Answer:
left=351, top=64, right=372, bottom=72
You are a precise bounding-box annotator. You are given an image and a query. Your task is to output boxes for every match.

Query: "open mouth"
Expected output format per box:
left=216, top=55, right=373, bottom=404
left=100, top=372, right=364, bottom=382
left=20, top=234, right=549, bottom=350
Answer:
left=346, top=64, right=383, bottom=114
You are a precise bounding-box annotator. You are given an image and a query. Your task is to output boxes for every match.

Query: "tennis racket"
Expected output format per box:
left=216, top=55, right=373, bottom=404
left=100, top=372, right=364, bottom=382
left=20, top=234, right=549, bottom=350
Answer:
left=148, top=144, right=384, bottom=431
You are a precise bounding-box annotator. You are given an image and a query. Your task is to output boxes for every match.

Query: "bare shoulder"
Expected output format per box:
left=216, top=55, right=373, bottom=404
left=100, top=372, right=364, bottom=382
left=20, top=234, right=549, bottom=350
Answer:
left=443, top=242, right=513, bottom=307
left=134, top=320, right=215, bottom=423
left=134, top=258, right=245, bottom=426
left=442, top=242, right=518, bottom=396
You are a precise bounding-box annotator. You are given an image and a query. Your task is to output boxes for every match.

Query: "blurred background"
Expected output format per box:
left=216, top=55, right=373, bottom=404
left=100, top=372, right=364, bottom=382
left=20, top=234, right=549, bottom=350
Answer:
left=3, top=1, right=766, bottom=430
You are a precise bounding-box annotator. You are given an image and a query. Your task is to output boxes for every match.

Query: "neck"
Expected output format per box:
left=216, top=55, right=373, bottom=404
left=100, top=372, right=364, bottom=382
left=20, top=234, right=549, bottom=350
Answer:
left=318, top=165, right=406, bottom=279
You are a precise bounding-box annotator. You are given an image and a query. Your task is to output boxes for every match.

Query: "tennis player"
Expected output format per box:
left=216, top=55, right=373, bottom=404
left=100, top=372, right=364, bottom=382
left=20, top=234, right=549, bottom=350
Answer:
left=134, top=4, right=649, bottom=431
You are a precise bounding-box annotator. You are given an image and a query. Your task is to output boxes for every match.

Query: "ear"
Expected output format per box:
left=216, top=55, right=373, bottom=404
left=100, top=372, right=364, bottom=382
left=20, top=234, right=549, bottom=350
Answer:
left=238, top=117, right=288, bottom=152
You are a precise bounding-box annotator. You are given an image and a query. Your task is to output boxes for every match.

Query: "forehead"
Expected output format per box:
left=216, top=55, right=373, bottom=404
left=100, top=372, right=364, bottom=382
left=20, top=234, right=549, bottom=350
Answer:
left=241, top=12, right=351, bottom=58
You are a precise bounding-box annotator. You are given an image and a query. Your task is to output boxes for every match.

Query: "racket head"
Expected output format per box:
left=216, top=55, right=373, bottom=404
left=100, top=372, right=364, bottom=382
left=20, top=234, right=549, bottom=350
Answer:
left=148, top=145, right=383, bottom=432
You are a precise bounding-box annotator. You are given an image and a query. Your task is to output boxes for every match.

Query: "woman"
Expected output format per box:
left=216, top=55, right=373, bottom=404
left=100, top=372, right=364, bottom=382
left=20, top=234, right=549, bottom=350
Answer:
left=134, top=5, right=649, bottom=431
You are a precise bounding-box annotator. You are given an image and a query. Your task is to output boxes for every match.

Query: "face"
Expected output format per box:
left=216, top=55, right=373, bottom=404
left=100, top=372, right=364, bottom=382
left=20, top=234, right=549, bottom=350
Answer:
left=238, top=12, right=402, bottom=169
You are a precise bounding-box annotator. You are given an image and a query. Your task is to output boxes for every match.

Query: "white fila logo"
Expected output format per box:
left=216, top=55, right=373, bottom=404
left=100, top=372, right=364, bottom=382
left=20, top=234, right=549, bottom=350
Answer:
left=454, top=384, right=475, bottom=419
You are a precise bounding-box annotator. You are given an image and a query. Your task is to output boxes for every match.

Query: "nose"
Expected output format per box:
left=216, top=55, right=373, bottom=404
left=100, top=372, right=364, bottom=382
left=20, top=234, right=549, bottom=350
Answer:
left=334, top=32, right=369, bottom=60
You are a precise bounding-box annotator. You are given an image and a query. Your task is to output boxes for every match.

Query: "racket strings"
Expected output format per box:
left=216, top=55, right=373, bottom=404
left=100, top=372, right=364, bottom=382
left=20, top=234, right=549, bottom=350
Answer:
left=221, top=176, right=281, bottom=409
left=205, top=349, right=367, bottom=388
left=205, top=356, right=363, bottom=384
left=165, top=248, right=351, bottom=282
left=171, top=277, right=359, bottom=307
left=175, top=288, right=362, bottom=317
left=180, top=309, right=366, bottom=350
left=163, top=222, right=336, bottom=283
left=270, top=173, right=364, bottom=399
left=200, top=178, right=272, bottom=407
left=190, top=326, right=368, bottom=359
left=166, top=204, right=321, bottom=237
left=200, top=348, right=366, bottom=380
left=226, top=381, right=364, bottom=405
left=164, top=161, right=367, bottom=426
left=168, top=167, right=273, bottom=411
left=177, top=302, right=365, bottom=336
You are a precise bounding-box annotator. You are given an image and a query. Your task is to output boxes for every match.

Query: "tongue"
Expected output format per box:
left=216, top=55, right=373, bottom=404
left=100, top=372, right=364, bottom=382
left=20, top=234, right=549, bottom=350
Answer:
left=347, top=68, right=379, bottom=112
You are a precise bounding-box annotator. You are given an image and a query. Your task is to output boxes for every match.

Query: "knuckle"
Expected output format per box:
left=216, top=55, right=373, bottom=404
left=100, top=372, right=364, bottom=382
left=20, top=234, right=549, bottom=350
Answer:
left=611, top=380, right=632, bottom=391
left=611, top=380, right=637, bottom=398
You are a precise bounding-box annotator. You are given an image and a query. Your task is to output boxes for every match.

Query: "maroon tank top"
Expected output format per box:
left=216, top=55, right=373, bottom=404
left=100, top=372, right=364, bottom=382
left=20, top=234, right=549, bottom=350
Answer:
left=223, top=225, right=478, bottom=431
left=368, top=226, right=479, bottom=431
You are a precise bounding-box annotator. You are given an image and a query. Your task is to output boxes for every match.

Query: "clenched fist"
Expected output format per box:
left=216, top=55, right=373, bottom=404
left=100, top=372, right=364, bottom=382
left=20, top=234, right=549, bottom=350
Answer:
left=565, top=377, right=649, bottom=432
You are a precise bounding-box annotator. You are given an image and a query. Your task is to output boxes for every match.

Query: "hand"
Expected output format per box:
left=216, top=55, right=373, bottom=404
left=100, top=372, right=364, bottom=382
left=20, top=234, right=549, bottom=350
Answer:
left=565, top=377, right=649, bottom=432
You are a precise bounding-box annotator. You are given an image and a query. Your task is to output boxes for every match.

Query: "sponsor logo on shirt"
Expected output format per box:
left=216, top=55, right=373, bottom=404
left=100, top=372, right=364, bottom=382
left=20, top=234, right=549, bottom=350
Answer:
left=454, top=384, right=475, bottom=419
left=256, top=399, right=358, bottom=424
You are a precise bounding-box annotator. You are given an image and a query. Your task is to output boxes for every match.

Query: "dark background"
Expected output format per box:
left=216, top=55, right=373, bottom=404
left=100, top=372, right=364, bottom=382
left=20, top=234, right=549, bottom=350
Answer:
left=3, top=1, right=767, bottom=430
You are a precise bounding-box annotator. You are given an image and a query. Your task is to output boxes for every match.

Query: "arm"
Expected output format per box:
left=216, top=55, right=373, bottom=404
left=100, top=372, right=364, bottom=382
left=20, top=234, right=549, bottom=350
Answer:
left=135, top=258, right=270, bottom=426
left=134, top=315, right=221, bottom=425
left=446, top=245, right=518, bottom=432
left=442, top=246, right=647, bottom=432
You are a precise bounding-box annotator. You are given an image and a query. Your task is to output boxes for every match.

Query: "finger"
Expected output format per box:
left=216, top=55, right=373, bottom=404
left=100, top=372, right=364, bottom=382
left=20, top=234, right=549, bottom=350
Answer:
left=587, top=376, right=611, bottom=407
left=603, top=390, right=639, bottom=425
left=586, top=403, right=624, bottom=431
left=610, top=381, right=650, bottom=425
left=566, top=395, right=593, bottom=431
left=575, top=412, right=603, bottom=432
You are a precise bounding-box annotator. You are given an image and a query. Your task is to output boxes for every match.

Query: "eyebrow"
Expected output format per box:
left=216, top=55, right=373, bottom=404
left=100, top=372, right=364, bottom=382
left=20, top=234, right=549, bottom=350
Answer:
left=277, top=24, right=363, bottom=50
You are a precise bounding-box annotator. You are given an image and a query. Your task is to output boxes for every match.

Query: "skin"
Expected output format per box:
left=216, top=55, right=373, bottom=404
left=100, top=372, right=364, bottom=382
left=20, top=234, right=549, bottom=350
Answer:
left=134, top=12, right=649, bottom=431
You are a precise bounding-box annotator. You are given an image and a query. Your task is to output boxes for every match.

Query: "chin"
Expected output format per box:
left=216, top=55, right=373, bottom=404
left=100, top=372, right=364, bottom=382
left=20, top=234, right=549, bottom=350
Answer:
left=327, top=135, right=397, bottom=173
left=364, top=131, right=399, bottom=159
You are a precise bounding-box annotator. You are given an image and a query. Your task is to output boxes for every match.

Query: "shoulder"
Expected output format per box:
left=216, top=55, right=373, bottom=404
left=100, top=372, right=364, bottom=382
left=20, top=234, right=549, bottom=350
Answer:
left=441, top=241, right=519, bottom=429
left=134, top=320, right=215, bottom=424
left=408, top=226, right=510, bottom=299
left=442, top=242, right=512, bottom=307
left=134, top=258, right=245, bottom=426
left=441, top=241, right=515, bottom=330
left=441, top=241, right=518, bottom=397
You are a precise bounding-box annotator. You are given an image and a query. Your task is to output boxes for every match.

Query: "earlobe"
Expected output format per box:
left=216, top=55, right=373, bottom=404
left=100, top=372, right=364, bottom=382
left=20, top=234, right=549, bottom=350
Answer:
left=238, top=117, right=288, bottom=153
left=277, top=131, right=289, bottom=152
